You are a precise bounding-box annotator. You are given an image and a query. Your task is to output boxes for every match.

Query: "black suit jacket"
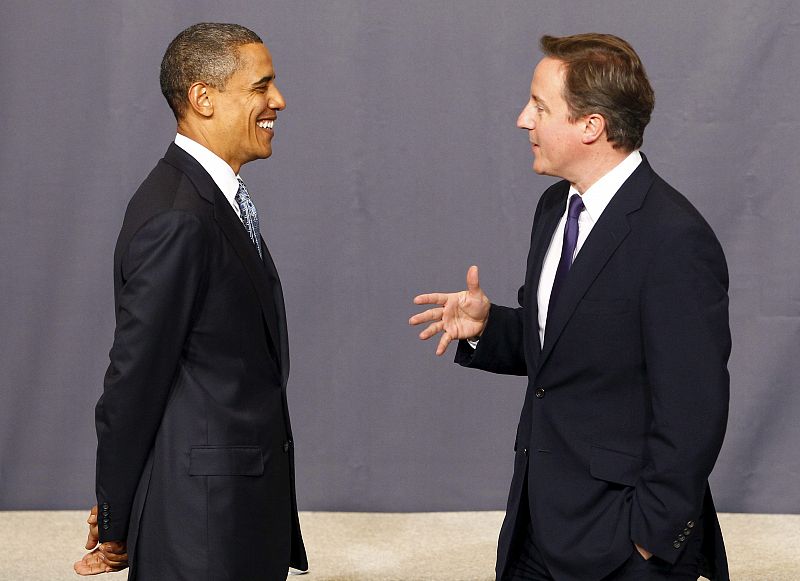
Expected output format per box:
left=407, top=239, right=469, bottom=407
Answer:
left=457, top=156, right=730, bottom=581
left=94, top=144, right=307, bottom=580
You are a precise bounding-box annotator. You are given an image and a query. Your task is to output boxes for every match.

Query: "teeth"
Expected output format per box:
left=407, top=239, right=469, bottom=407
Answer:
left=257, top=120, right=274, bottom=130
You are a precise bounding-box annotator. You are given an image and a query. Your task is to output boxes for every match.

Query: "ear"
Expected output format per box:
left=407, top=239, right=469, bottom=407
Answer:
left=581, top=113, right=606, bottom=145
left=186, top=82, right=214, bottom=118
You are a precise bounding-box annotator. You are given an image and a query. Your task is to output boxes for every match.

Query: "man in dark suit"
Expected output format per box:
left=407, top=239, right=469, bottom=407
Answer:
left=73, top=23, right=307, bottom=580
left=411, top=34, right=730, bottom=581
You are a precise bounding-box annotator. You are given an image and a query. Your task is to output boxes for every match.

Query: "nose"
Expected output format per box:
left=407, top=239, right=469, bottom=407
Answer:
left=517, top=102, right=535, bottom=130
left=268, top=84, right=286, bottom=111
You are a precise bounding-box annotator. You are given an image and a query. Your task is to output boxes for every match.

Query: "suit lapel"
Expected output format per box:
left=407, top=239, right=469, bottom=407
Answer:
left=261, top=240, right=290, bottom=386
left=538, top=158, right=655, bottom=369
left=163, top=144, right=282, bottom=370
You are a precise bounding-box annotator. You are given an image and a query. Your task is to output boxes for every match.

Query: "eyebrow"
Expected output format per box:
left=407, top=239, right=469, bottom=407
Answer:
left=252, top=74, right=274, bottom=87
left=532, top=94, right=547, bottom=106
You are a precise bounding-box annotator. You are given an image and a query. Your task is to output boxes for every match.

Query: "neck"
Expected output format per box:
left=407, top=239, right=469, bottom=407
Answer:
left=570, top=148, right=631, bottom=195
left=177, top=121, right=241, bottom=174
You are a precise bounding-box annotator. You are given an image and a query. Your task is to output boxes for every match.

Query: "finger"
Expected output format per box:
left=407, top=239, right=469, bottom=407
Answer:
left=413, top=293, right=449, bottom=306
left=85, top=524, right=99, bottom=550
left=99, top=551, right=128, bottom=571
left=85, top=505, right=99, bottom=550
left=87, top=505, right=97, bottom=525
left=100, top=543, right=128, bottom=563
left=408, top=307, right=443, bottom=326
left=96, top=547, right=129, bottom=572
left=101, top=549, right=129, bottom=563
left=435, top=331, right=453, bottom=356
left=419, top=321, right=444, bottom=340
left=102, top=541, right=126, bottom=554
left=466, top=265, right=480, bottom=294
left=85, top=529, right=98, bottom=551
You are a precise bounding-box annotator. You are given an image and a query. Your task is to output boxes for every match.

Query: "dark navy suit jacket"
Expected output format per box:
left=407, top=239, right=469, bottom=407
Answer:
left=457, top=156, right=730, bottom=581
left=94, top=144, right=307, bottom=580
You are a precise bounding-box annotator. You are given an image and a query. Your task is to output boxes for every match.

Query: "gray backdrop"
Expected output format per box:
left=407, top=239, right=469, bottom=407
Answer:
left=1, top=0, right=798, bottom=514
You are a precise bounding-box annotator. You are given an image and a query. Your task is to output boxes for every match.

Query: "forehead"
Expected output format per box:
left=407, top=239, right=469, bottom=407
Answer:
left=234, top=42, right=273, bottom=80
left=530, top=56, right=565, bottom=98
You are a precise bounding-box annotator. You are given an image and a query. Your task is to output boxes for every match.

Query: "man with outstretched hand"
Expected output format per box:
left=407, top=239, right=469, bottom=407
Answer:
left=411, top=34, right=730, bottom=581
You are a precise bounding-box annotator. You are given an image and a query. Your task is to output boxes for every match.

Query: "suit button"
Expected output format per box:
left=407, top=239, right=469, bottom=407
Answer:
left=535, top=388, right=545, bottom=399
left=522, top=448, right=528, bottom=456
left=103, top=511, right=109, bottom=517
left=687, top=520, right=695, bottom=528
left=102, top=503, right=109, bottom=510
left=673, top=541, right=681, bottom=549
left=678, top=534, right=686, bottom=541
left=283, top=441, right=290, bottom=453
left=103, top=524, right=110, bottom=530
left=684, top=528, right=691, bottom=535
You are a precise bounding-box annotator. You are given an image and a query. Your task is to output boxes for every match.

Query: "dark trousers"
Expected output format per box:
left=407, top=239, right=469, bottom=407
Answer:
left=503, top=482, right=704, bottom=581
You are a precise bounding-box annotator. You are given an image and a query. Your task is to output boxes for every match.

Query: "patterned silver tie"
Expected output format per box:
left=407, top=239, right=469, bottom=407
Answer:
left=235, top=178, right=262, bottom=258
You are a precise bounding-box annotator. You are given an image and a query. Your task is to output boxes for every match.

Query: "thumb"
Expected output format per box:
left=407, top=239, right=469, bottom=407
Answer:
left=85, top=505, right=99, bottom=550
left=466, top=265, right=481, bottom=294
left=85, top=529, right=99, bottom=551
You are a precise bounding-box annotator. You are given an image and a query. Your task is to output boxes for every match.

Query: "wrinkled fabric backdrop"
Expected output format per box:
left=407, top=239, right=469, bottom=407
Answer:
left=1, top=0, right=798, bottom=513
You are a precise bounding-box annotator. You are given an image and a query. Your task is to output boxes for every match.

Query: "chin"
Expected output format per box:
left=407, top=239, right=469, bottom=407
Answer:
left=254, top=147, right=273, bottom=160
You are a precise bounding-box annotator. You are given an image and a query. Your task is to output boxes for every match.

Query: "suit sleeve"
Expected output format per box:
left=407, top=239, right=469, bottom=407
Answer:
left=630, top=221, right=730, bottom=563
left=94, top=210, right=209, bottom=542
left=454, top=297, right=527, bottom=376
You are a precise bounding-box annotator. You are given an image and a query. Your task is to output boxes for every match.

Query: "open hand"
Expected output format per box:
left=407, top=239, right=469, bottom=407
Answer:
left=409, top=265, right=490, bottom=355
left=73, top=544, right=128, bottom=575
left=73, top=505, right=128, bottom=575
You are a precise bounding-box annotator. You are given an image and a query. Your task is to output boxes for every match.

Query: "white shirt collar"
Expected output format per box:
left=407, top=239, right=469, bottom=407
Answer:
left=568, top=150, right=642, bottom=221
left=174, top=133, right=241, bottom=216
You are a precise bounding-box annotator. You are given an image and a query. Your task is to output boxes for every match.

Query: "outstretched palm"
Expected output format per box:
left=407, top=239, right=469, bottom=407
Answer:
left=410, top=265, right=491, bottom=355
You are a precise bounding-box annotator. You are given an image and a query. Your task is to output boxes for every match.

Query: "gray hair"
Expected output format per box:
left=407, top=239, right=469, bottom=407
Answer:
left=160, top=23, right=262, bottom=120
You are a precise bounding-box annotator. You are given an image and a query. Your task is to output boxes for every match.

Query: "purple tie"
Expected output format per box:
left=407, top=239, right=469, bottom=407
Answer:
left=548, top=194, right=585, bottom=314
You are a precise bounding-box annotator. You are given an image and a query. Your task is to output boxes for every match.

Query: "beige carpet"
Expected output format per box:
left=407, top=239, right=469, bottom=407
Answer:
left=0, top=511, right=798, bottom=580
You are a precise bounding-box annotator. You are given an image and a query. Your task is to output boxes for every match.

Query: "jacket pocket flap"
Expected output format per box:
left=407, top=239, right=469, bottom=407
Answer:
left=589, top=445, right=644, bottom=486
left=189, top=446, right=264, bottom=476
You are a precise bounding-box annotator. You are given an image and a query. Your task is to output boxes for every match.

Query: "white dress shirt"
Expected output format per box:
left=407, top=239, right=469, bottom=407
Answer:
left=536, top=150, right=642, bottom=346
left=174, top=133, right=242, bottom=218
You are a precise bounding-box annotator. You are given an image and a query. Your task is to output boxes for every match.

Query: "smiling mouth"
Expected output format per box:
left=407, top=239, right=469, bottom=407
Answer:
left=256, top=119, right=274, bottom=130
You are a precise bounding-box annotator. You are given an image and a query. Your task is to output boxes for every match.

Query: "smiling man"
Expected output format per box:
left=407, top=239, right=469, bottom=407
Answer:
left=74, top=23, right=307, bottom=580
left=411, top=34, right=730, bottom=581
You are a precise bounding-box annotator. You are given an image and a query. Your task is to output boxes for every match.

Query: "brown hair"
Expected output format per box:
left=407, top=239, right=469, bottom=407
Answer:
left=539, top=34, right=655, bottom=151
left=160, top=23, right=263, bottom=120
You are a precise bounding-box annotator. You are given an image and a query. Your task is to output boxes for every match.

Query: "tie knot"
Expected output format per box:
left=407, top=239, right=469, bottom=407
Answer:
left=567, top=194, right=585, bottom=220
left=236, top=178, right=249, bottom=201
